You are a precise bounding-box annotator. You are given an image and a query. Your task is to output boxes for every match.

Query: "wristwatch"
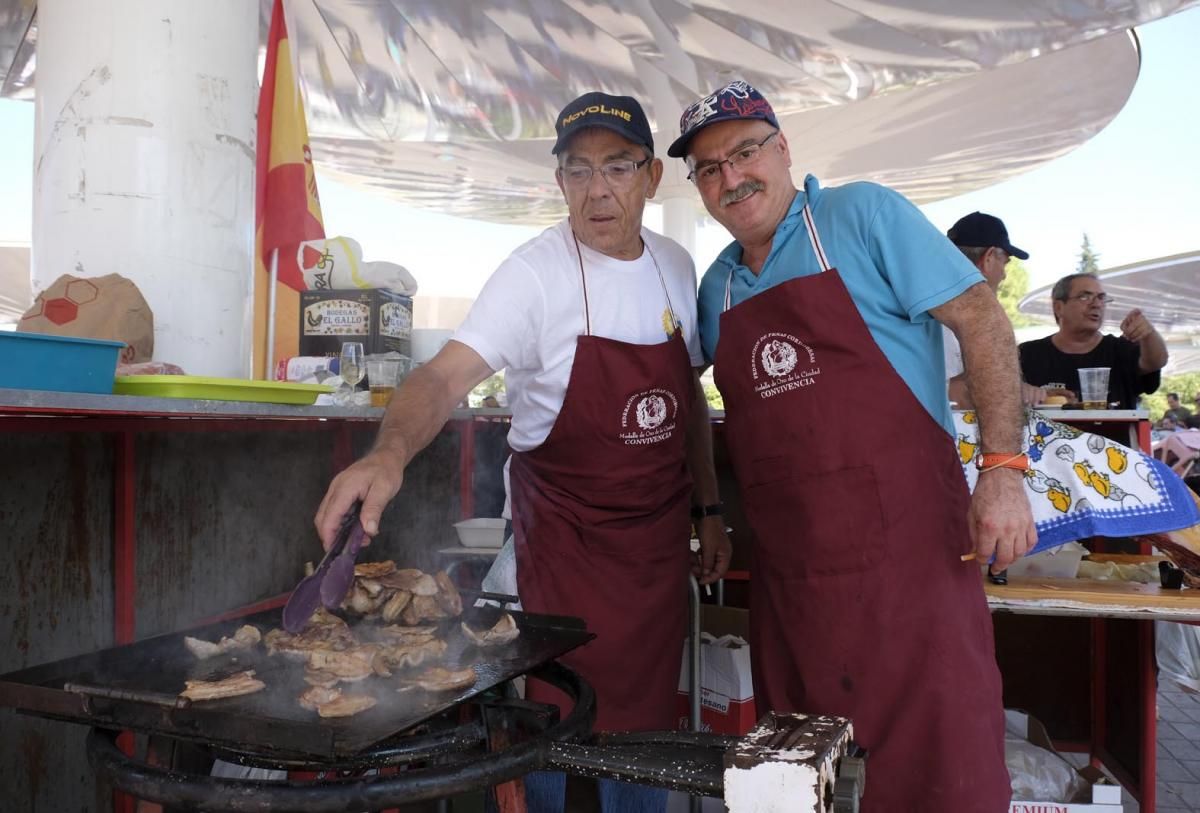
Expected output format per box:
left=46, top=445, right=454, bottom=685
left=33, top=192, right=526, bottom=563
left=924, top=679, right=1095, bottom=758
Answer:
left=691, top=503, right=724, bottom=520
left=975, top=453, right=1031, bottom=473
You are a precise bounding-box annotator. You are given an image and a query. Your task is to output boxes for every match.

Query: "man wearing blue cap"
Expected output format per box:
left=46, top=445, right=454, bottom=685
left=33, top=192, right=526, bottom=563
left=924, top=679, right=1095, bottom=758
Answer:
left=317, top=91, right=729, bottom=813
left=670, top=80, right=1033, bottom=811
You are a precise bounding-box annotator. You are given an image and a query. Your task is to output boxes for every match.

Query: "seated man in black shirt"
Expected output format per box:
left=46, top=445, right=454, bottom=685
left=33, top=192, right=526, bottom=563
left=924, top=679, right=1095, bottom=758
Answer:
left=1019, top=273, right=1167, bottom=408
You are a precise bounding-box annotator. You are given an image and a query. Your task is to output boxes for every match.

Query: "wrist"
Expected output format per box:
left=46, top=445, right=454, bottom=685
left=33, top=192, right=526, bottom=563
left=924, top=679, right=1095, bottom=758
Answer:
left=975, top=452, right=1030, bottom=474
left=691, top=502, right=724, bottom=520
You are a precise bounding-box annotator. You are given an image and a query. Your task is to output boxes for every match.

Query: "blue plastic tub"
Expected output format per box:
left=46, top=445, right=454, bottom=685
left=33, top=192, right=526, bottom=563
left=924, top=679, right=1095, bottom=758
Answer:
left=0, top=330, right=124, bottom=394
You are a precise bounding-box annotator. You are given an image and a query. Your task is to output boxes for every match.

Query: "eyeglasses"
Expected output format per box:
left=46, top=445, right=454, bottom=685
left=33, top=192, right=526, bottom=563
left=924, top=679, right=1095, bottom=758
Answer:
left=1066, top=292, right=1113, bottom=305
left=688, top=131, right=779, bottom=185
left=559, top=157, right=650, bottom=188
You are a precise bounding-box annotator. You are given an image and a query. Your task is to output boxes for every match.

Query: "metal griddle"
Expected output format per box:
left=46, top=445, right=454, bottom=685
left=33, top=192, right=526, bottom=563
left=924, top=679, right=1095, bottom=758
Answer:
left=0, top=607, right=593, bottom=761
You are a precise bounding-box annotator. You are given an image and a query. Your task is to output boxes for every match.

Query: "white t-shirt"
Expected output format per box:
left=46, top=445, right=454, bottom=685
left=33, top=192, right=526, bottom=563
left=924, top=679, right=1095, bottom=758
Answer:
left=453, top=219, right=704, bottom=452
left=943, top=325, right=963, bottom=379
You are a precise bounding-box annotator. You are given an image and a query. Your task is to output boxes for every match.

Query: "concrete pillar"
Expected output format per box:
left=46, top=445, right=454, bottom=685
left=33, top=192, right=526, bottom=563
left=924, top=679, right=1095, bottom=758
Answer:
left=33, top=0, right=258, bottom=377
left=660, top=190, right=698, bottom=259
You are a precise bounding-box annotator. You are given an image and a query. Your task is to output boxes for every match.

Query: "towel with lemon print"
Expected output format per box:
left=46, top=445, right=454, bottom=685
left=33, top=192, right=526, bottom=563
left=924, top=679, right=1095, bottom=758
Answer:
left=954, top=410, right=1200, bottom=554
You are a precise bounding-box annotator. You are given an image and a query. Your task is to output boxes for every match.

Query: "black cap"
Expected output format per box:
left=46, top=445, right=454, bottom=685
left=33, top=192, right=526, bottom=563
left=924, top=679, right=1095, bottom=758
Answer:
left=947, top=212, right=1029, bottom=260
left=551, top=92, right=654, bottom=156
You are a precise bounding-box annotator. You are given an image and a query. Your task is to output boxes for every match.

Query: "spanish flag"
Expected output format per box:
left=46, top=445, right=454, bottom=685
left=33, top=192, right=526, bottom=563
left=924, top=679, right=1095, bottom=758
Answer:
left=254, top=0, right=325, bottom=377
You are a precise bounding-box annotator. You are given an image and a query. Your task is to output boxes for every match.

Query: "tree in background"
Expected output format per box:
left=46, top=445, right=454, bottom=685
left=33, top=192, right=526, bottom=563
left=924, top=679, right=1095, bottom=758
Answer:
left=469, top=372, right=506, bottom=407
left=703, top=380, right=724, bottom=411
left=1077, top=233, right=1101, bottom=275
left=998, top=257, right=1039, bottom=327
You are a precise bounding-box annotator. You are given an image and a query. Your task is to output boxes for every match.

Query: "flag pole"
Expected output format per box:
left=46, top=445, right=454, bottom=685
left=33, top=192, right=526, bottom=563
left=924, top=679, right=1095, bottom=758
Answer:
left=265, top=248, right=279, bottom=380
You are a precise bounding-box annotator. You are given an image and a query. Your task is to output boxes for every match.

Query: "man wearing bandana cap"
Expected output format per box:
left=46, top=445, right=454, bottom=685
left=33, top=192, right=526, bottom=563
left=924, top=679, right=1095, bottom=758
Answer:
left=670, top=80, right=1033, bottom=811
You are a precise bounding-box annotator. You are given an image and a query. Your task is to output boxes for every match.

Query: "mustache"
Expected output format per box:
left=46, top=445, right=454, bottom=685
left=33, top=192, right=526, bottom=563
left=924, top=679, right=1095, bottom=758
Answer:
left=720, top=180, right=764, bottom=207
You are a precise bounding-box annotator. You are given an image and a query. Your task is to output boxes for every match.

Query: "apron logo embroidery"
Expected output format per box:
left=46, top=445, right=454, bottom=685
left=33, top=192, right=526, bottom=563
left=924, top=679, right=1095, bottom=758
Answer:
left=750, top=333, right=821, bottom=399
left=620, top=388, right=679, bottom=445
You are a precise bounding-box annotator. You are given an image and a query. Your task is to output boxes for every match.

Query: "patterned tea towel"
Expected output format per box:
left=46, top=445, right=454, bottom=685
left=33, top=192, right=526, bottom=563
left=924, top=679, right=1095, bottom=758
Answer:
left=954, top=410, right=1200, bottom=555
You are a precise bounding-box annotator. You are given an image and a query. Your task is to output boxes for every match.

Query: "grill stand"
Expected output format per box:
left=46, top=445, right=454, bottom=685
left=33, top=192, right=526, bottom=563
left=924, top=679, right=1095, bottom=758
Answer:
left=86, top=663, right=864, bottom=813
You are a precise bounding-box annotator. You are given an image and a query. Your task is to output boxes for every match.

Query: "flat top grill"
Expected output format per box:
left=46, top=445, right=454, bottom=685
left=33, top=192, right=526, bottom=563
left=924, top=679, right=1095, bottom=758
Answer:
left=0, top=607, right=592, bottom=760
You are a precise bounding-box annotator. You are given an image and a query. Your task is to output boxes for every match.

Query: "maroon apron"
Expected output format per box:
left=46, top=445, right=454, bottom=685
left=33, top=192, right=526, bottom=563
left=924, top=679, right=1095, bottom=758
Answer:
left=713, top=205, right=1009, bottom=811
left=509, top=232, right=694, bottom=732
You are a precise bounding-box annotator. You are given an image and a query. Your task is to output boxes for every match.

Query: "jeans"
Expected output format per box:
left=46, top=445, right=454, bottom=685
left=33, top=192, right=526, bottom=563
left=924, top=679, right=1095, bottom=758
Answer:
left=508, top=771, right=668, bottom=813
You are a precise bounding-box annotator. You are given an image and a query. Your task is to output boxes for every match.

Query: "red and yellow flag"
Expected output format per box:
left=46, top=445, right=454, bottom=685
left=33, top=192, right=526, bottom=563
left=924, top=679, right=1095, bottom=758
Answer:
left=254, top=0, right=325, bottom=376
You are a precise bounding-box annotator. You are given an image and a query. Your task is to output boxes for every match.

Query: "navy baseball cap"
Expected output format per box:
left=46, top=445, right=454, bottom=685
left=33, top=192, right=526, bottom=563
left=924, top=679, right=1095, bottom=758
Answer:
left=551, top=92, right=654, bottom=156
left=668, top=80, right=781, bottom=158
left=947, top=212, right=1029, bottom=260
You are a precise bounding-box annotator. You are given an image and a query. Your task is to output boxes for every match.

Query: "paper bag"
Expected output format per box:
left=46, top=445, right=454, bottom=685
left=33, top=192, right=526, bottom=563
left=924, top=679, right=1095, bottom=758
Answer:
left=19, top=273, right=153, bottom=363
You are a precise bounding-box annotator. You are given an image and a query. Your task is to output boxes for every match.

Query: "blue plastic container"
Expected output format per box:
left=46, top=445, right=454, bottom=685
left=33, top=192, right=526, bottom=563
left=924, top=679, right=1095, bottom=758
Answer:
left=0, top=331, right=124, bottom=394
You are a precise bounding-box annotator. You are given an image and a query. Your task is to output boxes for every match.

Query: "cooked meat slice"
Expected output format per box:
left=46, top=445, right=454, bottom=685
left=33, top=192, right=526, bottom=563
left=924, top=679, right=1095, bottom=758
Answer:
left=381, top=590, right=412, bottom=623
left=265, top=617, right=357, bottom=659
left=181, top=670, right=265, bottom=701
left=379, top=569, right=439, bottom=596
left=410, top=666, right=477, bottom=693
left=401, top=594, right=449, bottom=625
left=381, top=637, right=447, bottom=670
left=307, top=646, right=379, bottom=681
left=184, top=625, right=263, bottom=659
left=317, top=694, right=377, bottom=718
left=184, top=637, right=223, bottom=659
left=303, top=668, right=342, bottom=688
left=462, top=613, right=520, bottom=647
left=434, top=571, right=463, bottom=617
left=299, top=685, right=341, bottom=710
left=355, top=561, right=396, bottom=579
left=346, top=584, right=375, bottom=615
left=309, top=608, right=349, bottom=630
left=376, top=624, right=437, bottom=641
left=359, top=578, right=385, bottom=597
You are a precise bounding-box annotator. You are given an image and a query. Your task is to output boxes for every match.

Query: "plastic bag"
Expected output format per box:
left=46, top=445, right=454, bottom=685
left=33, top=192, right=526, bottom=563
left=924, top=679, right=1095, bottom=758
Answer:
left=1004, top=710, right=1090, bottom=803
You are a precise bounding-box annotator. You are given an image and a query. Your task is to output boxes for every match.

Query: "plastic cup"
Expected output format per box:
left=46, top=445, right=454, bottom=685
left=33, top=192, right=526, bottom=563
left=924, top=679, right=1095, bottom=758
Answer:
left=1078, top=367, right=1111, bottom=409
left=366, top=356, right=404, bottom=407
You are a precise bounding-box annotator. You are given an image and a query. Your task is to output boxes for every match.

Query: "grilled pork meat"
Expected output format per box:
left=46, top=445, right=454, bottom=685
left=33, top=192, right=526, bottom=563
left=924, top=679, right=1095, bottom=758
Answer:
left=462, top=613, right=520, bottom=647
left=307, top=646, right=380, bottom=682
left=381, top=590, right=412, bottom=623
left=298, top=685, right=341, bottom=710
left=379, top=569, right=439, bottom=596
left=317, top=693, right=377, bottom=718
left=434, top=571, right=463, bottom=617
left=410, top=666, right=477, bottom=693
left=379, top=637, right=447, bottom=670
left=184, top=625, right=262, bottom=659
left=181, top=670, right=265, bottom=701
left=355, top=561, right=396, bottom=579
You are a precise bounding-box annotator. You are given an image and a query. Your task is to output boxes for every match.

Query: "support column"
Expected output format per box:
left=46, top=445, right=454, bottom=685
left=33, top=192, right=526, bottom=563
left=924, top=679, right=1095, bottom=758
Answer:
left=33, top=0, right=258, bottom=377
left=660, top=191, right=698, bottom=259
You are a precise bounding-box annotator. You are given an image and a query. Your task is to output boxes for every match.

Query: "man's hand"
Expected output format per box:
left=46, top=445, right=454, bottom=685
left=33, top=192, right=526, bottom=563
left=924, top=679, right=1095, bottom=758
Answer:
left=1020, top=383, right=1046, bottom=406
left=970, top=469, right=1037, bottom=572
left=1120, top=308, right=1154, bottom=342
left=693, top=516, right=731, bottom=585
left=314, top=446, right=407, bottom=548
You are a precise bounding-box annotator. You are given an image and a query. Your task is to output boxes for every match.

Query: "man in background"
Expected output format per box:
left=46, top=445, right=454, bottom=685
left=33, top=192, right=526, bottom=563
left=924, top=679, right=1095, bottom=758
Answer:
left=1019, top=273, right=1166, bottom=409
left=945, top=211, right=1044, bottom=408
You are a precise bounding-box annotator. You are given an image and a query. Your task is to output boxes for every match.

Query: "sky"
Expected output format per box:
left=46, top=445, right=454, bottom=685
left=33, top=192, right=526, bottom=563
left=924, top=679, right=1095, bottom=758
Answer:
left=1, top=7, right=1198, bottom=304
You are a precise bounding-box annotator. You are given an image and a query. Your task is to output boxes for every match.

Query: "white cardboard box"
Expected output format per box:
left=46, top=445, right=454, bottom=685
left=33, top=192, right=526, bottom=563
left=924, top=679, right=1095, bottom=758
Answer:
left=1008, top=712, right=1123, bottom=812
left=677, top=606, right=756, bottom=735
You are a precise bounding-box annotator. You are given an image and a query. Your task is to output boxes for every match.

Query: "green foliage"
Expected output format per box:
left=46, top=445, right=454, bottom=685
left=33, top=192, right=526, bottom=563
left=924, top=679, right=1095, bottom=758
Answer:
left=1077, top=233, right=1101, bottom=275
left=998, top=257, right=1039, bottom=327
left=469, top=372, right=506, bottom=406
left=1142, top=373, right=1200, bottom=420
left=703, top=381, right=724, bottom=411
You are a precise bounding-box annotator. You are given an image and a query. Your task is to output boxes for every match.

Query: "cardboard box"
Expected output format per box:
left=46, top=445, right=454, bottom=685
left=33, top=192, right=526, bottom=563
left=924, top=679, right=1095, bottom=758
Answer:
left=299, top=288, right=412, bottom=358
left=1007, top=712, right=1123, bottom=813
left=677, top=605, right=756, bottom=735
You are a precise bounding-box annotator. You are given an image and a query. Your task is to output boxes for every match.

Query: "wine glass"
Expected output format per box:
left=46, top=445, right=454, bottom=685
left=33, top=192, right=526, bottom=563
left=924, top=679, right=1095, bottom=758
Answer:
left=339, top=342, right=365, bottom=403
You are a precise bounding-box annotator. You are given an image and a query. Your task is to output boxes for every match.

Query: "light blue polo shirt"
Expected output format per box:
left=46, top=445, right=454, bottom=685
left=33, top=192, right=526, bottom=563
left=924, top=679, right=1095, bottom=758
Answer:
left=698, top=175, right=984, bottom=435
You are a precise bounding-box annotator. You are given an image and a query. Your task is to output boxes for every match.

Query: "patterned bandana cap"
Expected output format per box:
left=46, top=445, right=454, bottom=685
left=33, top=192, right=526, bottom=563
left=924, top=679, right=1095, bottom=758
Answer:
left=667, top=80, right=780, bottom=158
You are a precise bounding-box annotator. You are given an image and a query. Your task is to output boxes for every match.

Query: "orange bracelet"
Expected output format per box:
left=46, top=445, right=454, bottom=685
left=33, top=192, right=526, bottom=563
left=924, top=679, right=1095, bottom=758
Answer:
left=975, top=452, right=1030, bottom=473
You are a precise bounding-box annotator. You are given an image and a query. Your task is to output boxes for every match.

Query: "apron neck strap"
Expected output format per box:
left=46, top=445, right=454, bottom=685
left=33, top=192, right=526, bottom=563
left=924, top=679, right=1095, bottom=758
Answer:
left=571, top=228, right=677, bottom=337
left=723, top=203, right=830, bottom=313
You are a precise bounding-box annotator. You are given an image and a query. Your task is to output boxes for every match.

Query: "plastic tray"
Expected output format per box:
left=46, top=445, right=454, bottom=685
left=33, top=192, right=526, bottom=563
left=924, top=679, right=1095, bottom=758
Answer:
left=113, top=375, right=332, bottom=405
left=0, top=331, right=124, bottom=394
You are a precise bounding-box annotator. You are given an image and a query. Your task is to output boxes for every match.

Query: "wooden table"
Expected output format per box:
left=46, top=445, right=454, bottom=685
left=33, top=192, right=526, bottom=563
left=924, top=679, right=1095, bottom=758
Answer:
left=987, top=572, right=1200, bottom=813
